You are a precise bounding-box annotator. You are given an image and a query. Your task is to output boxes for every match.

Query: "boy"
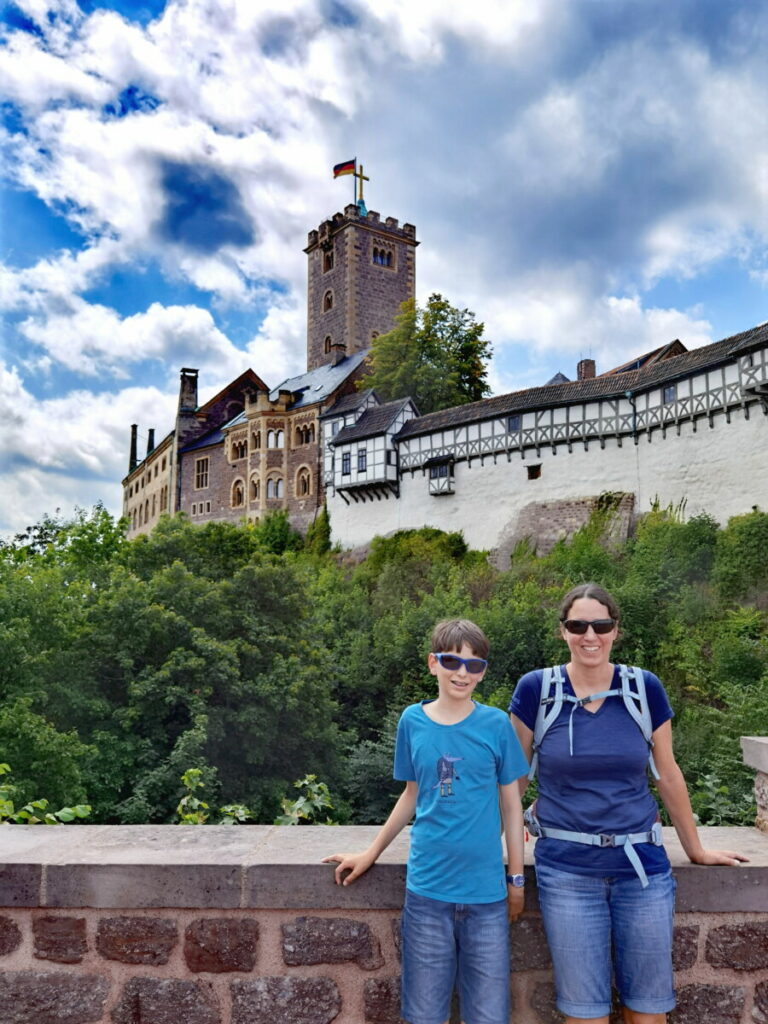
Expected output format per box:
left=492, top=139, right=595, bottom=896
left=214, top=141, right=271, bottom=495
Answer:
left=324, top=619, right=528, bottom=1024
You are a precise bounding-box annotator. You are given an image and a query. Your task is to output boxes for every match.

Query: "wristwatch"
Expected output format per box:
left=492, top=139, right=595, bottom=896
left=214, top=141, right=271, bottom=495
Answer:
left=506, top=873, right=525, bottom=888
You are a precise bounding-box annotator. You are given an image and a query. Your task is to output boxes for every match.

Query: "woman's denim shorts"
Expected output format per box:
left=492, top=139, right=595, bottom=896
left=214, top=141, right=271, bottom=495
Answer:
left=535, top=861, right=677, bottom=1018
left=400, top=888, right=510, bottom=1024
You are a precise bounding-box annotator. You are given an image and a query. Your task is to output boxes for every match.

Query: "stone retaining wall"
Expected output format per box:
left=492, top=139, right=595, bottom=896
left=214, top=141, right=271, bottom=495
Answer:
left=2, top=824, right=767, bottom=1024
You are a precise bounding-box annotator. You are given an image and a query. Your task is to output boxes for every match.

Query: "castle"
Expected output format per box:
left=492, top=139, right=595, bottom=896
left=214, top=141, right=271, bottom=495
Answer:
left=124, top=201, right=768, bottom=559
left=122, top=203, right=417, bottom=537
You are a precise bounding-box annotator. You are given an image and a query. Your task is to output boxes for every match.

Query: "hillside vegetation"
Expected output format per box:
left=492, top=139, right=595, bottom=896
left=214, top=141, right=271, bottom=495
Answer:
left=1, top=502, right=766, bottom=827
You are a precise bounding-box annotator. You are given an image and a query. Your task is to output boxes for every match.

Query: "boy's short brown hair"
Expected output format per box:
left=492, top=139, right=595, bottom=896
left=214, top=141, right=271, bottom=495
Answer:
left=430, top=618, right=489, bottom=660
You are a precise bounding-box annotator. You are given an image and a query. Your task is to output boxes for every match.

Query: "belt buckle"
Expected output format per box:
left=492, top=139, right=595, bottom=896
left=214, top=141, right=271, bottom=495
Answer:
left=599, top=833, right=615, bottom=848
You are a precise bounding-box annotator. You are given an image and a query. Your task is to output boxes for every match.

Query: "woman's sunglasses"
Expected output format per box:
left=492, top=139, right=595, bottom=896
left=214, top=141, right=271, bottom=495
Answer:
left=561, top=619, right=616, bottom=635
left=432, top=652, right=488, bottom=673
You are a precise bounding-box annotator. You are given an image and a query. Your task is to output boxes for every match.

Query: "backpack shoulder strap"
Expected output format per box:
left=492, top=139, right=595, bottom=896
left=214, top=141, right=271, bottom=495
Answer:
left=528, top=665, right=565, bottom=781
left=618, top=664, right=660, bottom=779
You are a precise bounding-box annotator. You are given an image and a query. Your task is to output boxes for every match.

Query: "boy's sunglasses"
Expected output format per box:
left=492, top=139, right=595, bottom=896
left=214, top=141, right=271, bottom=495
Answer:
left=432, top=652, right=488, bottom=674
left=561, top=618, right=616, bottom=635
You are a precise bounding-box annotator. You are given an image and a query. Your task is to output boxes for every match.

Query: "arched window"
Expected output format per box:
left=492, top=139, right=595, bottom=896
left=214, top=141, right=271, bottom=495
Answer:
left=145, top=500, right=149, bottom=521
left=297, top=468, right=311, bottom=496
left=385, top=251, right=392, bottom=267
left=323, top=250, right=334, bottom=272
left=250, top=477, right=260, bottom=501
left=324, top=335, right=332, bottom=353
left=138, top=505, right=143, bottom=526
left=267, top=430, right=275, bottom=448
left=232, top=480, right=245, bottom=507
left=323, top=290, right=333, bottom=311
left=308, top=424, right=315, bottom=443
left=133, top=509, right=137, bottom=529
left=275, top=478, right=284, bottom=498
left=252, top=430, right=261, bottom=450
left=151, top=494, right=156, bottom=517
left=275, top=430, right=284, bottom=448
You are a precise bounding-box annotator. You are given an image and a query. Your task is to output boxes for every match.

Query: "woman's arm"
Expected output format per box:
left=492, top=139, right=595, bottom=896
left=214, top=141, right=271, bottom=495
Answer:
left=652, top=720, right=749, bottom=866
left=322, top=781, right=419, bottom=885
left=500, top=780, right=525, bottom=921
left=510, top=713, right=534, bottom=799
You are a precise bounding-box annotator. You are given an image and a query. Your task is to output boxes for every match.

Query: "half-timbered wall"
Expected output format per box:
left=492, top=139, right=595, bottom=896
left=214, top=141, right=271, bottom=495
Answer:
left=326, top=343, right=768, bottom=554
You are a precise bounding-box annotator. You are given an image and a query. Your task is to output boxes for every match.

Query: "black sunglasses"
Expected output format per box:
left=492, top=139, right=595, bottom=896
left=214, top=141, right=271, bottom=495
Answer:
left=561, top=618, right=616, bottom=635
left=432, top=652, right=488, bottom=674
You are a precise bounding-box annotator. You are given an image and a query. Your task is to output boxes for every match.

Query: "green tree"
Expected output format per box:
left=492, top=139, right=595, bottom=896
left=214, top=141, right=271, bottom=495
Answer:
left=359, top=294, right=492, bottom=413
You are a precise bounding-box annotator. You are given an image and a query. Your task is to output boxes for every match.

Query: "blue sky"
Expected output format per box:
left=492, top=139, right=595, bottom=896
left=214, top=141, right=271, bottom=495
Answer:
left=1, top=0, right=766, bottom=534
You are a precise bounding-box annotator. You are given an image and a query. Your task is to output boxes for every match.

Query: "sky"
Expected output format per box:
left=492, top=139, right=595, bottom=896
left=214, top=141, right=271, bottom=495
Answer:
left=1, top=0, right=767, bottom=536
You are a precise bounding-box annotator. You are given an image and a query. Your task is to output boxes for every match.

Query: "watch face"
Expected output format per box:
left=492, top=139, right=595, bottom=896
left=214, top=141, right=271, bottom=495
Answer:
left=507, top=874, right=525, bottom=887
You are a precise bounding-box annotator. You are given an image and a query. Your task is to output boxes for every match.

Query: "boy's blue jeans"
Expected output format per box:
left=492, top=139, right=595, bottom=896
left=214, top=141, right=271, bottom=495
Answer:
left=400, top=888, right=510, bottom=1024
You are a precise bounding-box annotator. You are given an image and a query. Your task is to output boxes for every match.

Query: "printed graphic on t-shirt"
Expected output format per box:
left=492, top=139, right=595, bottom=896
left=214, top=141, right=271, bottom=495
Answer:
left=434, top=753, right=463, bottom=796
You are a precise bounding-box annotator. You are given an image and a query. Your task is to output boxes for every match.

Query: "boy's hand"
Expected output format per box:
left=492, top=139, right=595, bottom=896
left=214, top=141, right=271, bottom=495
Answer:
left=506, top=884, right=524, bottom=922
left=322, top=850, right=376, bottom=885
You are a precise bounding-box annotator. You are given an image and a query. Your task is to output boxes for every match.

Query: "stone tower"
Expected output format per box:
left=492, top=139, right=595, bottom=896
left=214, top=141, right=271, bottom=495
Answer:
left=304, top=203, right=418, bottom=371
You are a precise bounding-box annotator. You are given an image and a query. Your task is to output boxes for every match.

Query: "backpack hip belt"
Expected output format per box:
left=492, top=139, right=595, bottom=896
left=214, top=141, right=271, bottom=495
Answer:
left=524, top=803, right=663, bottom=888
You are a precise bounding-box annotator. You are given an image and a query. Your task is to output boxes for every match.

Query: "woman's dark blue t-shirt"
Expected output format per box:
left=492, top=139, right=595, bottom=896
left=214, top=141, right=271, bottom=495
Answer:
left=509, top=665, right=674, bottom=878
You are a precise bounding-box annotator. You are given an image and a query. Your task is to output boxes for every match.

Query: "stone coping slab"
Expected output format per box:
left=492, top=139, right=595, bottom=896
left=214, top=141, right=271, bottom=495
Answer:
left=742, top=736, right=768, bottom=773
left=0, top=825, right=765, bottom=911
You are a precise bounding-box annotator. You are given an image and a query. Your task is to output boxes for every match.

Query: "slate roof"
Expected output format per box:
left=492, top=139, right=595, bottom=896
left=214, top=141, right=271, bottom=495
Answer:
left=181, top=425, right=228, bottom=453
left=320, top=388, right=376, bottom=419
left=269, top=349, right=369, bottom=409
left=397, top=322, right=768, bottom=440
left=601, top=339, right=687, bottom=376
left=332, top=398, right=415, bottom=445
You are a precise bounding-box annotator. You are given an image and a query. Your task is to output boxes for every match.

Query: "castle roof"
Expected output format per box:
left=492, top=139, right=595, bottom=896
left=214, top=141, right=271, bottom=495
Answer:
left=269, top=349, right=369, bottom=409
left=331, top=397, right=415, bottom=445
left=320, top=388, right=376, bottom=419
left=396, top=321, right=768, bottom=440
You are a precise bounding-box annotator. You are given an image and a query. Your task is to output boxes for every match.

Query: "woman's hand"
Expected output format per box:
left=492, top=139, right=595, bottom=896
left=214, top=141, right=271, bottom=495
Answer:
left=688, top=848, right=750, bottom=867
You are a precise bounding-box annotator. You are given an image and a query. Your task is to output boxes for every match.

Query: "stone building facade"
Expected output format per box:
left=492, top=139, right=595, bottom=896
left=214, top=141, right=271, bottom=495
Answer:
left=325, top=322, right=768, bottom=560
left=305, top=204, right=418, bottom=372
left=122, top=202, right=417, bottom=537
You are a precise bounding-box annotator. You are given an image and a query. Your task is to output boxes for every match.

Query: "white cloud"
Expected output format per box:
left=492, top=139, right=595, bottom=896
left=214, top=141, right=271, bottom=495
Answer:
left=0, top=360, right=176, bottom=532
left=16, top=299, right=248, bottom=378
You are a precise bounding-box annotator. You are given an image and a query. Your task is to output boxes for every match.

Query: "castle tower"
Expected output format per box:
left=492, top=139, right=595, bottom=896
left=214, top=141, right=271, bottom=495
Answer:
left=304, top=203, right=418, bottom=371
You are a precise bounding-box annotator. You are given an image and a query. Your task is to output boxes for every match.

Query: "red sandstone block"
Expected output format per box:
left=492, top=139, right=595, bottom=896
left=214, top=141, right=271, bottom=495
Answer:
left=231, top=977, right=341, bottom=1024
left=33, top=915, right=87, bottom=963
left=672, top=983, right=746, bottom=1024
left=0, top=914, right=22, bottom=955
left=112, top=977, right=221, bottom=1024
left=281, top=915, right=384, bottom=970
left=184, top=917, right=258, bottom=973
left=96, top=915, right=177, bottom=964
left=705, top=921, right=768, bottom=971
left=0, top=970, right=109, bottom=1023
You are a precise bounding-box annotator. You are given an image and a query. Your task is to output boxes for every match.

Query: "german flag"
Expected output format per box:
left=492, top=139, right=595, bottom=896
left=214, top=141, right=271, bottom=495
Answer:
left=333, top=158, right=356, bottom=178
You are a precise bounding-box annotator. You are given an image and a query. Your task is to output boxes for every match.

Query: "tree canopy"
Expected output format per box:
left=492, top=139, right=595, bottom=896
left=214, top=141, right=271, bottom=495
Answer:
left=358, top=293, right=492, bottom=414
left=0, top=503, right=766, bottom=828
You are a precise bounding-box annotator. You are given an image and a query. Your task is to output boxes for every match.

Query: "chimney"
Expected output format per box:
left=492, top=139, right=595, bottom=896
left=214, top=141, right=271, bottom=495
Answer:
left=577, top=358, right=596, bottom=381
left=178, top=367, right=199, bottom=414
left=146, top=428, right=155, bottom=456
left=129, top=424, right=138, bottom=473
left=330, top=342, right=347, bottom=367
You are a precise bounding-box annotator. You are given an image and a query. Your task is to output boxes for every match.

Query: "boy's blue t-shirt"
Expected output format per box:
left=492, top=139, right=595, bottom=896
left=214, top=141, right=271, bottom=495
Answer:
left=394, top=700, right=529, bottom=904
left=509, top=665, right=674, bottom=878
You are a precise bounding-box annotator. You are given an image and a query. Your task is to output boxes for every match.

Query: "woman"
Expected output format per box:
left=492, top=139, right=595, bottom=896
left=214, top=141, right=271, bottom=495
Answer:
left=509, top=582, right=748, bottom=1024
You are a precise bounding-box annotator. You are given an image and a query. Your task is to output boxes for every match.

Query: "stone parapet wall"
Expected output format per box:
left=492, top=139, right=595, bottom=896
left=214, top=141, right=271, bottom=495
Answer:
left=1, top=825, right=767, bottom=1024
left=742, top=738, right=768, bottom=834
